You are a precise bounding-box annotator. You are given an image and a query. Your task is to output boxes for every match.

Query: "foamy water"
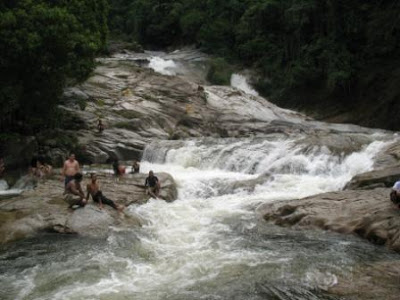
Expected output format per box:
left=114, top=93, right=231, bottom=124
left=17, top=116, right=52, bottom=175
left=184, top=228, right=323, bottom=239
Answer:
left=148, top=57, right=179, bottom=76
left=1, top=137, right=393, bottom=300
left=0, top=50, right=398, bottom=299
left=230, top=74, right=259, bottom=96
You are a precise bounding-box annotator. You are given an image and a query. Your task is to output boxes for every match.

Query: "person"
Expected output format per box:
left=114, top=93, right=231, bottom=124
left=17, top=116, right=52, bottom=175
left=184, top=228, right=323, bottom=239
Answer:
left=112, top=159, right=125, bottom=180
left=390, top=181, right=400, bottom=208
left=0, top=158, right=4, bottom=178
left=61, top=153, right=80, bottom=186
left=29, top=156, right=38, bottom=176
left=86, top=173, right=123, bottom=211
left=97, top=118, right=104, bottom=133
left=144, top=170, right=161, bottom=199
left=131, top=160, right=140, bottom=174
left=63, top=173, right=87, bottom=209
left=36, top=156, right=52, bottom=178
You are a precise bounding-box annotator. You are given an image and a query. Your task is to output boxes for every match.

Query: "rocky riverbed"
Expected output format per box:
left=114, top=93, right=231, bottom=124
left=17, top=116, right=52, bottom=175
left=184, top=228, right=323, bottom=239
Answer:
left=1, top=49, right=400, bottom=299
left=258, top=139, right=400, bottom=254
left=0, top=171, right=177, bottom=244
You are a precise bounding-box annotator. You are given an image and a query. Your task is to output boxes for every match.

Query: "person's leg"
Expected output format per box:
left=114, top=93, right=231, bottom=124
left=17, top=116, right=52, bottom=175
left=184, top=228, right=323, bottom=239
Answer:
left=64, top=176, right=73, bottom=187
left=98, top=191, right=118, bottom=210
left=92, top=191, right=101, bottom=204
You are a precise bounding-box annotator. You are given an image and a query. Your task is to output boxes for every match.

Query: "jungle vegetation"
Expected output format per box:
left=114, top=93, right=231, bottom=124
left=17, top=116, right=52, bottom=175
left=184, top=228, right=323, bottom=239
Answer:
left=0, top=0, right=398, bottom=133
left=0, top=0, right=108, bottom=133
left=109, top=0, right=400, bottom=129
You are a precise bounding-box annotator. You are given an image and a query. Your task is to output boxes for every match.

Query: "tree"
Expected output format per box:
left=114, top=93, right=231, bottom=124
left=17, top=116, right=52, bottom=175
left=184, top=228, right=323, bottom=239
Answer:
left=0, top=0, right=108, bottom=133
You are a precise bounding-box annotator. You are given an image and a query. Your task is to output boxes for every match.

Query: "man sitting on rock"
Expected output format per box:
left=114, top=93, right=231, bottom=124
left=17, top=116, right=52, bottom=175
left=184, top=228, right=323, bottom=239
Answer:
left=86, top=173, right=123, bottom=212
left=390, top=181, right=400, bottom=208
left=64, top=173, right=87, bottom=209
left=145, top=170, right=161, bottom=199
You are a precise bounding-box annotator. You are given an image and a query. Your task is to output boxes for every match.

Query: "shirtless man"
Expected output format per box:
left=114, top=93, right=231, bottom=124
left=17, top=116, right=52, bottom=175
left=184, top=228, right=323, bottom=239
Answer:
left=63, top=173, right=87, bottom=208
left=86, top=173, right=123, bottom=211
left=61, top=153, right=80, bottom=186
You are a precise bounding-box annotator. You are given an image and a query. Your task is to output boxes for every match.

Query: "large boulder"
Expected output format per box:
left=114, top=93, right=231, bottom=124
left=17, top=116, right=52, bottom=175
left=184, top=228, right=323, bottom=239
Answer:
left=0, top=171, right=178, bottom=244
left=258, top=188, right=400, bottom=252
left=344, top=166, right=400, bottom=190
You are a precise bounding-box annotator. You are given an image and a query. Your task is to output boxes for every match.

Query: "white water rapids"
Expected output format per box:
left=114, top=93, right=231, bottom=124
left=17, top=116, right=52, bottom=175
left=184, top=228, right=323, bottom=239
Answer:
left=1, top=50, right=398, bottom=299
left=1, top=136, right=397, bottom=300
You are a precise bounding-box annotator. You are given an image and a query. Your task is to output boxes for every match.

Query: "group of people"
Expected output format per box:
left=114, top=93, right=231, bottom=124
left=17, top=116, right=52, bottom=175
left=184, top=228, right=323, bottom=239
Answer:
left=30, top=156, right=53, bottom=178
left=112, top=159, right=141, bottom=180
left=61, top=153, right=161, bottom=212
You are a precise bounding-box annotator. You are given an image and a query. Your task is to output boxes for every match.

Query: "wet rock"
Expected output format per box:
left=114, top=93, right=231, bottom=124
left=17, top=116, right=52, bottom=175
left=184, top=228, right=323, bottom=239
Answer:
left=58, top=52, right=390, bottom=164
left=258, top=188, right=400, bottom=253
left=344, top=166, right=400, bottom=190
left=329, top=261, right=400, bottom=299
left=0, top=171, right=178, bottom=244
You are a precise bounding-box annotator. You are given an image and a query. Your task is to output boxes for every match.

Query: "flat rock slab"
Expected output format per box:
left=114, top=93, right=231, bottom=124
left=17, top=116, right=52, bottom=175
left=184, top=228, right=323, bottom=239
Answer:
left=0, top=172, right=177, bottom=244
left=258, top=188, right=400, bottom=252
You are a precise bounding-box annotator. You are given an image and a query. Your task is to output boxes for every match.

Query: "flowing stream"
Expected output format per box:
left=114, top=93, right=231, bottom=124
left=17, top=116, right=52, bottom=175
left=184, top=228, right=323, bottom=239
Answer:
left=1, top=136, right=399, bottom=300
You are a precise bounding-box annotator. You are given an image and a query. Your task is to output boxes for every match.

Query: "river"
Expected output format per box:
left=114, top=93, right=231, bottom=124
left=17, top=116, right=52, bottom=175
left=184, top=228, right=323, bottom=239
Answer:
left=1, top=135, right=399, bottom=299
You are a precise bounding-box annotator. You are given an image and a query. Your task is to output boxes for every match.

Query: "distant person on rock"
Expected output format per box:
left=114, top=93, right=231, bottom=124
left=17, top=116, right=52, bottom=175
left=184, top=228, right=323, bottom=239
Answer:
left=61, top=153, right=80, bottom=186
left=112, top=159, right=125, bottom=181
left=29, top=156, right=39, bottom=177
left=86, top=173, right=124, bottom=212
left=390, top=181, right=400, bottom=208
left=97, top=118, right=105, bottom=133
left=37, top=156, right=52, bottom=178
left=145, top=170, right=160, bottom=199
left=63, top=173, right=87, bottom=209
left=131, top=160, right=140, bottom=174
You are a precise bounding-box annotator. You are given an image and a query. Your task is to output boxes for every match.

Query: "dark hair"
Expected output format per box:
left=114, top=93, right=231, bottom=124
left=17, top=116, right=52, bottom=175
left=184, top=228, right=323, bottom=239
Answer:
left=74, top=173, right=83, bottom=181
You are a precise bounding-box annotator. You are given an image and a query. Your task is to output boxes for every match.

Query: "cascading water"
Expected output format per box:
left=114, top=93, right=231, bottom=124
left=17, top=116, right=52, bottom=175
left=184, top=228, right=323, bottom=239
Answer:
left=230, top=74, right=259, bottom=96
left=1, top=135, right=398, bottom=300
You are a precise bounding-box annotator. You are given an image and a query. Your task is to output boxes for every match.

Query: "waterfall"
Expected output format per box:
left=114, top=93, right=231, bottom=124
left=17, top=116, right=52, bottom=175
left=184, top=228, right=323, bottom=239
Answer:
left=0, top=50, right=397, bottom=300
left=230, top=73, right=259, bottom=96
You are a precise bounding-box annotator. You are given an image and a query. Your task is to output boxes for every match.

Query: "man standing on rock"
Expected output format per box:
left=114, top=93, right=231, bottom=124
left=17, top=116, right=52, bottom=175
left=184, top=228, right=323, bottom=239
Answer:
left=61, top=153, right=80, bottom=187
left=64, top=173, right=87, bottom=209
left=145, top=170, right=161, bottom=199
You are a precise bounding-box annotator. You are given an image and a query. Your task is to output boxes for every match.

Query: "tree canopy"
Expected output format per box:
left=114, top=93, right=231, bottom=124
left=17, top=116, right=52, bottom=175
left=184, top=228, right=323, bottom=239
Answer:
left=0, top=0, right=108, bottom=133
left=109, top=0, right=400, bottom=129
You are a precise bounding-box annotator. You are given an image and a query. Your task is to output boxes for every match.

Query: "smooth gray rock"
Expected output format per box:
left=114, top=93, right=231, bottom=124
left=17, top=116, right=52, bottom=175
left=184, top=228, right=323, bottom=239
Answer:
left=0, top=172, right=178, bottom=244
left=258, top=188, right=400, bottom=252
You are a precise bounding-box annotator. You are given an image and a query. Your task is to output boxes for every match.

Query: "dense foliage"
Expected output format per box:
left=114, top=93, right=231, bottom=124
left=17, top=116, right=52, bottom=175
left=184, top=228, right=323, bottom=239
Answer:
left=109, top=0, right=400, bottom=129
left=0, top=0, right=108, bottom=133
